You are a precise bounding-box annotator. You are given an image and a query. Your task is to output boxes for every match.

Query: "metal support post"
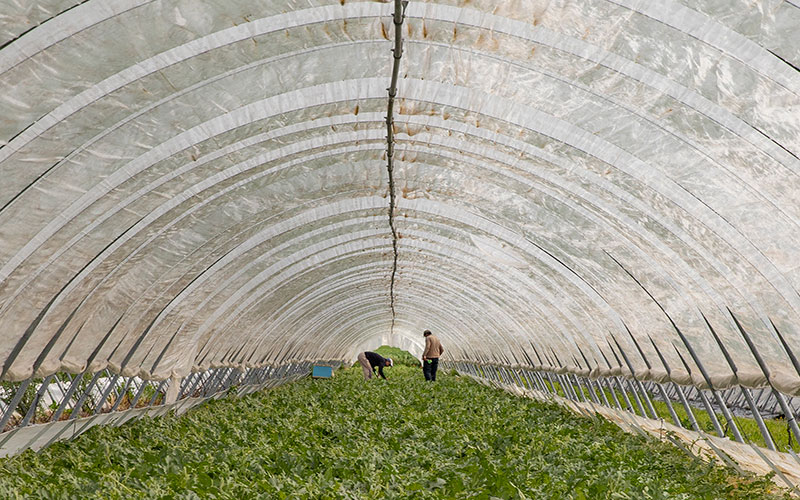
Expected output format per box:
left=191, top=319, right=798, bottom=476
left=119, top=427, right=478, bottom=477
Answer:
left=672, top=347, right=725, bottom=437
left=20, top=375, right=55, bottom=427
left=109, top=377, right=133, bottom=413
left=511, top=369, right=525, bottom=388
left=178, top=373, right=197, bottom=399
left=731, top=310, right=800, bottom=447
left=68, top=370, right=107, bottom=420
left=536, top=372, right=552, bottom=394
left=552, top=373, right=569, bottom=399
left=672, top=382, right=700, bottom=432
left=583, top=377, right=601, bottom=405
left=183, top=372, right=204, bottom=399
left=740, top=386, right=777, bottom=450
left=570, top=374, right=588, bottom=402
left=148, top=380, right=168, bottom=406
left=634, top=380, right=659, bottom=419
left=655, top=383, right=683, bottom=428
left=533, top=371, right=546, bottom=393
left=546, top=372, right=561, bottom=397
left=0, top=379, right=32, bottom=431
left=648, top=337, right=698, bottom=430
left=614, top=376, right=636, bottom=414
left=213, top=369, right=232, bottom=394
left=50, top=371, right=87, bottom=422
left=558, top=374, right=578, bottom=401
left=672, top=322, right=743, bottom=442
left=601, top=378, right=623, bottom=410
left=93, top=374, right=121, bottom=415
left=593, top=379, right=611, bottom=408
left=608, top=336, right=653, bottom=418
left=201, top=369, right=223, bottom=397
left=128, top=379, right=150, bottom=410
left=623, top=378, right=648, bottom=417
left=497, top=366, right=507, bottom=384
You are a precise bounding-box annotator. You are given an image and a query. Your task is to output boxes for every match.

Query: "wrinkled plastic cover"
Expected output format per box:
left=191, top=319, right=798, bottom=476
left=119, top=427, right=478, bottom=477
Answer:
left=0, top=0, right=799, bottom=395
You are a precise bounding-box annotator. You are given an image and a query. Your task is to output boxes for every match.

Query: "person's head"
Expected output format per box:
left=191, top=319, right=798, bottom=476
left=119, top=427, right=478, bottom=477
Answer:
left=385, top=358, right=394, bottom=367
left=423, top=330, right=432, bottom=337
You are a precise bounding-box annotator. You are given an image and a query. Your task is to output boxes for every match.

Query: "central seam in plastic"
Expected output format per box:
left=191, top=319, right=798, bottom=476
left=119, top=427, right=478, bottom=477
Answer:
left=385, top=0, right=407, bottom=337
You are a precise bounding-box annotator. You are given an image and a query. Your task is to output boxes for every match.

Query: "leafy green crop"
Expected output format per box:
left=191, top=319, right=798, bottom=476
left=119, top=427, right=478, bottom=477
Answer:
left=518, top=375, right=800, bottom=453
left=0, top=366, right=788, bottom=499
left=375, top=345, right=422, bottom=367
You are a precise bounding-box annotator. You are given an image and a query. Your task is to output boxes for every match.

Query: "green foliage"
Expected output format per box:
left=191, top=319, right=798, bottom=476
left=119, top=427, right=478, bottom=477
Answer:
left=0, top=367, right=787, bottom=499
left=647, top=397, right=800, bottom=453
left=0, top=379, right=41, bottom=427
left=539, top=377, right=800, bottom=454
left=374, top=345, right=421, bottom=368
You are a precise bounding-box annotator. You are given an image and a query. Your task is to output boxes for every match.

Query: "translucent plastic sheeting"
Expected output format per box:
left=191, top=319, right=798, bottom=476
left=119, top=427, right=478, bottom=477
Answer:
left=0, top=0, right=799, bottom=400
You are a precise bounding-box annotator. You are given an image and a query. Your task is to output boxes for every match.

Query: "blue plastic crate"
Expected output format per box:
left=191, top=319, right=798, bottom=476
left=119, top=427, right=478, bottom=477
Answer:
left=312, top=365, right=333, bottom=378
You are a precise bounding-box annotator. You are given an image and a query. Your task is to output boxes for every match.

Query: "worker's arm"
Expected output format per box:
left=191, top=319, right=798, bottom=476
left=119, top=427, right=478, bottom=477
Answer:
left=422, top=337, right=431, bottom=360
left=378, top=364, right=387, bottom=379
left=439, top=343, right=444, bottom=356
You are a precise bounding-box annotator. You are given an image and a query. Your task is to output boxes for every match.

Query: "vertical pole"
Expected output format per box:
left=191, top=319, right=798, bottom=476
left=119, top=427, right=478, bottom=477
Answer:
left=108, top=377, right=132, bottom=412
left=93, top=374, right=120, bottom=415
left=649, top=336, right=699, bottom=431
left=674, top=346, right=725, bottom=437
left=201, top=369, right=222, bottom=397
left=68, top=370, right=106, bottom=420
left=19, top=375, right=55, bottom=427
left=771, top=318, right=800, bottom=382
left=127, top=379, right=150, bottom=410
left=591, top=379, right=611, bottom=408
left=602, top=378, right=623, bottom=410
left=545, top=372, right=560, bottom=397
left=702, top=312, right=774, bottom=448
left=614, top=376, right=637, bottom=414
left=559, top=374, right=578, bottom=401
left=524, top=371, right=538, bottom=392
left=635, top=379, right=659, bottom=419
left=570, top=374, right=588, bottom=402
left=622, top=330, right=671, bottom=421
left=624, top=378, right=648, bottom=417
left=582, top=377, right=601, bottom=405
left=607, top=340, right=646, bottom=416
left=671, top=320, right=743, bottom=442
left=740, top=386, right=777, bottom=451
left=538, top=372, right=553, bottom=394
left=673, top=382, right=700, bottom=432
left=148, top=380, right=168, bottom=406
left=512, top=368, right=525, bottom=388
left=184, top=372, right=205, bottom=399
left=0, top=379, right=32, bottom=431
left=50, top=371, right=87, bottom=422
left=730, top=309, right=800, bottom=447
left=610, top=335, right=657, bottom=419
left=654, top=383, right=683, bottom=428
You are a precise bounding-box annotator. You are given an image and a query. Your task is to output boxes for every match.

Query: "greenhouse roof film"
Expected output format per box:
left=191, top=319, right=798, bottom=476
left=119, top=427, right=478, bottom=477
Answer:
left=1, top=0, right=800, bottom=489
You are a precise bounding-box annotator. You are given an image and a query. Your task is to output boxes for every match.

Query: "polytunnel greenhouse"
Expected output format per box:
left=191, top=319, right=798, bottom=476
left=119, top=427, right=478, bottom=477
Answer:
left=1, top=0, right=800, bottom=497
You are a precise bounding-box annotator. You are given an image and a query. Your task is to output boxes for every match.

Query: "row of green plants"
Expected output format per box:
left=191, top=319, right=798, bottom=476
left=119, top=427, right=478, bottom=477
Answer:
left=1, top=374, right=163, bottom=430
left=375, top=345, right=423, bottom=367
left=0, top=354, right=787, bottom=499
left=512, top=372, right=800, bottom=453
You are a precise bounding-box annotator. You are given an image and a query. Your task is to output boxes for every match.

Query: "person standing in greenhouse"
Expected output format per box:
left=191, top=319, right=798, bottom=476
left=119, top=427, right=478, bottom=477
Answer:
left=422, top=330, right=444, bottom=381
left=358, top=351, right=393, bottom=380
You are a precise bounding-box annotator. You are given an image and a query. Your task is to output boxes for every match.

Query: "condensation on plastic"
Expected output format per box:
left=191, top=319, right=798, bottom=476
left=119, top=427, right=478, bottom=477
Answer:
left=0, top=0, right=799, bottom=399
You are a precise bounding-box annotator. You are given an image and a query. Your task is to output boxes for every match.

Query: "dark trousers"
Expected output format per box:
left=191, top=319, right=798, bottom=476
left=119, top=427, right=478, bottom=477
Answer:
left=423, top=358, right=439, bottom=381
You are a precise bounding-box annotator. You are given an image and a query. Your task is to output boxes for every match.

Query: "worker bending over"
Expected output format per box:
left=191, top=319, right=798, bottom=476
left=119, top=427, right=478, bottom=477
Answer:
left=357, top=351, right=393, bottom=380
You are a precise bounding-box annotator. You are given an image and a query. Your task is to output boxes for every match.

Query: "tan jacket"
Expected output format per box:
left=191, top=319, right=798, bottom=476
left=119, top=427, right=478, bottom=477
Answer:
left=422, top=335, right=444, bottom=359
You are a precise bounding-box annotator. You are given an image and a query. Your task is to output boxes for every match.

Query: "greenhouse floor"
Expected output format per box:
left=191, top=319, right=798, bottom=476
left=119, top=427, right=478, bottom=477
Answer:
left=0, top=365, right=789, bottom=499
